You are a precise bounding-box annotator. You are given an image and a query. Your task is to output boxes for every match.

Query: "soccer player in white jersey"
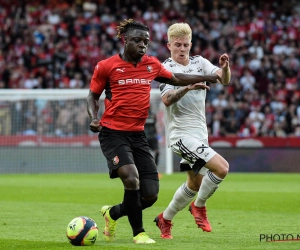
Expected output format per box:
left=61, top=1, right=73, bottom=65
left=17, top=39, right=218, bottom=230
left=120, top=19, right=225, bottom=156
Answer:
left=154, top=23, right=231, bottom=239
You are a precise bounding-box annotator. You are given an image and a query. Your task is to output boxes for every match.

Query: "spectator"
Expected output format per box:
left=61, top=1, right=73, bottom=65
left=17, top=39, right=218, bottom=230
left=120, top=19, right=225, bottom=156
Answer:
left=69, top=72, right=84, bottom=88
left=248, top=40, right=264, bottom=60
left=248, top=105, right=265, bottom=133
left=239, top=69, right=256, bottom=93
left=55, top=101, right=74, bottom=136
left=23, top=72, right=39, bottom=89
left=57, top=69, right=70, bottom=88
left=272, top=38, right=288, bottom=55
left=270, top=121, right=287, bottom=138
left=239, top=117, right=257, bottom=137
left=211, top=91, right=228, bottom=108
left=73, top=100, right=90, bottom=135
left=260, top=105, right=275, bottom=136
left=224, top=119, right=240, bottom=136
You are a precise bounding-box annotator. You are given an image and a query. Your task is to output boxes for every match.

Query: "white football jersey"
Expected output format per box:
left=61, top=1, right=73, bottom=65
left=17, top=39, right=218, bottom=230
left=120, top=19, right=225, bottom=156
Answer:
left=160, top=55, right=219, bottom=147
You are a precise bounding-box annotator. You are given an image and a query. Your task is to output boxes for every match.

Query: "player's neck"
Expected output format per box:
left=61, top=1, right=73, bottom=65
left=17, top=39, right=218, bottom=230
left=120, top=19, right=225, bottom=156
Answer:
left=171, top=56, right=189, bottom=66
left=121, top=53, right=142, bottom=65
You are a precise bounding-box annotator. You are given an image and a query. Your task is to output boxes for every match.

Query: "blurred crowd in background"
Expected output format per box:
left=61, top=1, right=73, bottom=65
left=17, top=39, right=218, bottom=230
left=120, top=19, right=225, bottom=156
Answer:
left=1, top=0, right=300, bottom=137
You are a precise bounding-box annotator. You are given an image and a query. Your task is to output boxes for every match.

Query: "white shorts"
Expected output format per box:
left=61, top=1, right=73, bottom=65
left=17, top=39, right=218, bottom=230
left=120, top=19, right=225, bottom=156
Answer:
left=171, top=137, right=216, bottom=174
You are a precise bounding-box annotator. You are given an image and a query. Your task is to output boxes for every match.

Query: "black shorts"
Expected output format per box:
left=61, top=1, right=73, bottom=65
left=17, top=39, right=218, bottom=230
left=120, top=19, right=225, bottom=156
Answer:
left=99, top=127, right=158, bottom=180
left=147, top=137, right=158, bottom=151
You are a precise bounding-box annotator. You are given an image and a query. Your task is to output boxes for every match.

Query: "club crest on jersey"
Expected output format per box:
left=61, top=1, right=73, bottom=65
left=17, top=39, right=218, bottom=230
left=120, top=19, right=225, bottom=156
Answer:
left=112, top=156, right=119, bottom=165
left=146, top=65, right=152, bottom=72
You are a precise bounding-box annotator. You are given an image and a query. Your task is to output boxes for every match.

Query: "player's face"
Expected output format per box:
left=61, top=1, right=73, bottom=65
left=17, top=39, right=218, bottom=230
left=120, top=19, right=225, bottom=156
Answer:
left=124, top=30, right=150, bottom=61
left=167, top=35, right=191, bottom=66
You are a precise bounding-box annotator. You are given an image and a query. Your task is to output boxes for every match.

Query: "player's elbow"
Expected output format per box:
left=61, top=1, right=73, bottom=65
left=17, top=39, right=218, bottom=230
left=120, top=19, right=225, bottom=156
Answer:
left=163, top=100, right=172, bottom=107
left=162, top=96, right=172, bottom=107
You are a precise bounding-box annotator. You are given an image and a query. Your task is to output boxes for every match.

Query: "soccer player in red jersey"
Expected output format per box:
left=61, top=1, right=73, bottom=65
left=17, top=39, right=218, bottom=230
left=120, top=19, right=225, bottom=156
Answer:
left=86, top=19, right=220, bottom=244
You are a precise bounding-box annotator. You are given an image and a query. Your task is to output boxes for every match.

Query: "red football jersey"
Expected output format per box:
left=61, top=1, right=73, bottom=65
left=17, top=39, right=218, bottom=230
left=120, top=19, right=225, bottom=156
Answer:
left=90, top=54, right=173, bottom=131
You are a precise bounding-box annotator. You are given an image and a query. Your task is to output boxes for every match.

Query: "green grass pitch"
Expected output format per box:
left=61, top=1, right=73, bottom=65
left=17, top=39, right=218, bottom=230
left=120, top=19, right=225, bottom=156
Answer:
left=0, top=173, right=299, bottom=250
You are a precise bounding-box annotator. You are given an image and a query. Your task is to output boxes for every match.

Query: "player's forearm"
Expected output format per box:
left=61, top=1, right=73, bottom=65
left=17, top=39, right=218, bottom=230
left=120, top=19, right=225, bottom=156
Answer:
left=86, top=91, right=100, bottom=120
left=87, top=101, right=98, bottom=121
left=171, top=73, right=220, bottom=85
left=163, top=87, right=189, bottom=106
left=220, top=68, right=231, bottom=85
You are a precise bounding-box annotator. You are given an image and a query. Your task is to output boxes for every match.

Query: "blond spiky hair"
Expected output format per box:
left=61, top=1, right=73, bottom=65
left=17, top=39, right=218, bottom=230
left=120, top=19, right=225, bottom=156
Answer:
left=167, top=23, right=192, bottom=42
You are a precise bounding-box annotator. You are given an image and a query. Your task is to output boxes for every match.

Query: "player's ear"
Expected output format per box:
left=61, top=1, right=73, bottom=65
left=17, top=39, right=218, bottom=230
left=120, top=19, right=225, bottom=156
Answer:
left=167, top=43, right=171, bottom=51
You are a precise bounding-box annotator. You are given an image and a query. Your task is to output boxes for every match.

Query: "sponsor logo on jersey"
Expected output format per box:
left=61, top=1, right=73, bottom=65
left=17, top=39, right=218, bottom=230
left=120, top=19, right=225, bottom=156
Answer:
left=118, top=79, right=152, bottom=84
left=197, top=67, right=202, bottom=72
left=183, top=69, right=193, bottom=73
left=169, top=63, right=176, bottom=67
left=191, top=60, right=199, bottom=64
left=146, top=65, right=153, bottom=72
left=112, top=156, right=119, bottom=165
left=116, top=68, right=125, bottom=72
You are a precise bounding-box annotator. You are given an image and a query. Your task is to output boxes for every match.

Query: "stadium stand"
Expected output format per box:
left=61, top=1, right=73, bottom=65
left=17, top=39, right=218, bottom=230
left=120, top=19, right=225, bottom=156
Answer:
left=0, top=0, right=300, bottom=137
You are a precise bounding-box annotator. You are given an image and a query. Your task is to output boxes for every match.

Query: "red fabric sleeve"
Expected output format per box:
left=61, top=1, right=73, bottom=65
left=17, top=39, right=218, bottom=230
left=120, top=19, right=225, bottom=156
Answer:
left=159, top=63, right=173, bottom=79
left=89, top=62, right=107, bottom=94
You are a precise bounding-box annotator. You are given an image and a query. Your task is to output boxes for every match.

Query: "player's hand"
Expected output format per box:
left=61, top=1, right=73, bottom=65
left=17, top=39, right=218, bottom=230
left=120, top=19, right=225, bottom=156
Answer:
left=219, top=53, right=230, bottom=69
left=188, top=82, right=210, bottom=90
left=89, top=119, right=102, bottom=133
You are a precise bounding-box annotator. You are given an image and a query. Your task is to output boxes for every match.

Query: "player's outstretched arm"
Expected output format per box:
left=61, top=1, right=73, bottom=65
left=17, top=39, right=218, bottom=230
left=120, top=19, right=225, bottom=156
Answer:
left=165, top=73, right=220, bottom=86
left=87, top=90, right=101, bottom=133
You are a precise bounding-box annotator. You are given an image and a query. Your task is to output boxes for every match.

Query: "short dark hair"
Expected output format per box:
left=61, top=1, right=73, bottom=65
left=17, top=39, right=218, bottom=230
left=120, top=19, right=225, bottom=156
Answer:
left=116, top=19, right=149, bottom=38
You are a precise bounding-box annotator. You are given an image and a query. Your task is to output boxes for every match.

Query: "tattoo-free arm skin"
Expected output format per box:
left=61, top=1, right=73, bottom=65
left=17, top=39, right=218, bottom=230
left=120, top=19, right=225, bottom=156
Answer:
left=87, top=90, right=100, bottom=120
left=155, top=73, right=220, bottom=86
left=87, top=90, right=102, bottom=133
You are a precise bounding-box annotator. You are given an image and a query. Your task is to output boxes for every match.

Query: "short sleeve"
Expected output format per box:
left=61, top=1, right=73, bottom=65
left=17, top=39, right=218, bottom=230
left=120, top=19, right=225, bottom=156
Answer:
left=159, top=82, right=175, bottom=97
left=89, top=62, right=108, bottom=94
left=158, top=62, right=173, bottom=79
left=201, top=56, right=219, bottom=75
